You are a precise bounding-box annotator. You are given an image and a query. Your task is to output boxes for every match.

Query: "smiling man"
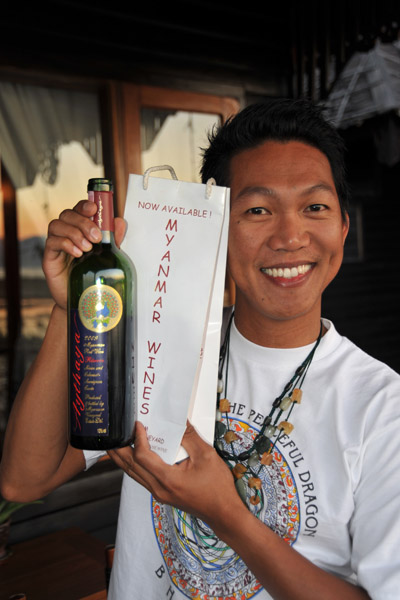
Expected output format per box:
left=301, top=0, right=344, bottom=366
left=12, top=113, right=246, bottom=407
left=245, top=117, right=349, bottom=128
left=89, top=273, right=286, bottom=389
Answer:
left=1, top=99, right=400, bottom=600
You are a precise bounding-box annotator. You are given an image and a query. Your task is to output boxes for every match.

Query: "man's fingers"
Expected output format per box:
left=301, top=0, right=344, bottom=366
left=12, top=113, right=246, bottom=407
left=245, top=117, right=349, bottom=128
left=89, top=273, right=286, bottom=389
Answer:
left=50, top=206, right=101, bottom=241
left=45, top=202, right=125, bottom=262
left=71, top=199, right=97, bottom=214
left=45, top=225, right=90, bottom=259
left=45, top=202, right=102, bottom=259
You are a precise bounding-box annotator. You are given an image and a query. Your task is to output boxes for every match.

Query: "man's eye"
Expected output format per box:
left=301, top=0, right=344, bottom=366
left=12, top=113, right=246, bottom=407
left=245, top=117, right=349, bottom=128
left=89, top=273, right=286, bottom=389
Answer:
left=247, top=207, right=268, bottom=215
left=306, top=204, right=327, bottom=212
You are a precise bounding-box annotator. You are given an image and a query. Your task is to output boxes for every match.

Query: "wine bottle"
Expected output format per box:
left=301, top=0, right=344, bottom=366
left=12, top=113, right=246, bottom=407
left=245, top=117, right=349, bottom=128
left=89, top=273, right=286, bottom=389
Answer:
left=68, top=178, right=136, bottom=450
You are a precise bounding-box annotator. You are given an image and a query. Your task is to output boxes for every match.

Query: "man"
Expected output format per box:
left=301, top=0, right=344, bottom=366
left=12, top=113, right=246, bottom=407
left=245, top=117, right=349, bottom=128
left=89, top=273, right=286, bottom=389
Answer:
left=1, top=99, right=399, bottom=600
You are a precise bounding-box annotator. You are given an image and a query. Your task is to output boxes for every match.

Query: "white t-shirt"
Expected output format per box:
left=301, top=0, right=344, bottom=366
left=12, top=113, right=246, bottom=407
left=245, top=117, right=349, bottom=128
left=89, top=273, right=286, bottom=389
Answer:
left=85, top=319, right=400, bottom=599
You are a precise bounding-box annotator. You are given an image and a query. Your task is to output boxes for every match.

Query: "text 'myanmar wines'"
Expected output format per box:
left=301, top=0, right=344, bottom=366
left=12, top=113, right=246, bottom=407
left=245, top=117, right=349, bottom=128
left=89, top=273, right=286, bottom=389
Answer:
left=68, top=178, right=136, bottom=450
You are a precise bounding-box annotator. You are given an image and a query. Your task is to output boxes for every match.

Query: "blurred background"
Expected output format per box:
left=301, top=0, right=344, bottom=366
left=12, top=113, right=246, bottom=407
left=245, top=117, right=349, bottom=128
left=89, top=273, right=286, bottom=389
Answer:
left=0, top=0, right=399, bottom=552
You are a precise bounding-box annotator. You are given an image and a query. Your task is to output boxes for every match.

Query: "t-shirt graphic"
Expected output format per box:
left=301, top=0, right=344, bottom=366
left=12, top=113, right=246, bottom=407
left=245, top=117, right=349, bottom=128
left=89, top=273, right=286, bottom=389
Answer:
left=151, top=416, right=301, bottom=599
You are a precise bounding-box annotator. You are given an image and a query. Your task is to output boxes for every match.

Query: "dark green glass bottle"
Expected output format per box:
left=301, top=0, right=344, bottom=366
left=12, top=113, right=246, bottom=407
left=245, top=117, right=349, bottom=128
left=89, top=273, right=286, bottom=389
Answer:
left=68, top=178, right=136, bottom=450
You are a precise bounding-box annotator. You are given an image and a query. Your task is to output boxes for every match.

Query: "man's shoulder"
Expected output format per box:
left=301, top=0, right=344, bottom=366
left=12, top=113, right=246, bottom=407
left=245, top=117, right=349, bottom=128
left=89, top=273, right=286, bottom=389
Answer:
left=331, top=323, right=400, bottom=387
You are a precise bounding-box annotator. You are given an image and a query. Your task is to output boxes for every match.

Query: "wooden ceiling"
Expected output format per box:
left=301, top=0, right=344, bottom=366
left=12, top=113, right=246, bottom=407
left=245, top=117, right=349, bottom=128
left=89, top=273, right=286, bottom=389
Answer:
left=1, top=0, right=399, bottom=99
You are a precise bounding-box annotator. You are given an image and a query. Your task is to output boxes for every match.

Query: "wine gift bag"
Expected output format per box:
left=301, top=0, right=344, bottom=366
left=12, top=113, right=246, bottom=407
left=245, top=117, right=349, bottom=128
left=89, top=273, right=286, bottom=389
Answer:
left=122, top=166, right=230, bottom=464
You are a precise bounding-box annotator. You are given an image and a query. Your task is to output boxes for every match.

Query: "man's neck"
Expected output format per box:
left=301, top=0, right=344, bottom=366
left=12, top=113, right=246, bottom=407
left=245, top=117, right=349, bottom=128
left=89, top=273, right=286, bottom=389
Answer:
left=233, top=300, right=323, bottom=349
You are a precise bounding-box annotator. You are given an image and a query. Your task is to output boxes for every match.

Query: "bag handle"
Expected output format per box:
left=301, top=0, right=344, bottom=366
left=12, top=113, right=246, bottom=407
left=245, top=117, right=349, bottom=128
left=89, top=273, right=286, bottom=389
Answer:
left=143, top=164, right=217, bottom=199
left=143, top=165, right=178, bottom=189
left=205, top=177, right=216, bottom=199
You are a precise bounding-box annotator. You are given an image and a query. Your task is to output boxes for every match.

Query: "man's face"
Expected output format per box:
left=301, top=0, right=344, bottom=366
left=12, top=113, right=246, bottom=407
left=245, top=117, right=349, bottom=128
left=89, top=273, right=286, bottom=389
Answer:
left=228, top=140, right=349, bottom=339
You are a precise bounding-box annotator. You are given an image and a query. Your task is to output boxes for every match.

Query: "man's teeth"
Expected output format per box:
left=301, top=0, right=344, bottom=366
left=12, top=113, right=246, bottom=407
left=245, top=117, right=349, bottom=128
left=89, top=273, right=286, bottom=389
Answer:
left=262, top=264, right=312, bottom=279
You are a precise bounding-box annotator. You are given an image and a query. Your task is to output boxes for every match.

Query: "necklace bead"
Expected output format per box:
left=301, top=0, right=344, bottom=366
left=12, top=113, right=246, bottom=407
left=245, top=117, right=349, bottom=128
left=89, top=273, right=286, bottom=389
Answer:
left=278, top=421, right=294, bottom=434
left=280, top=396, right=292, bottom=411
left=248, top=451, right=260, bottom=467
left=232, top=463, right=247, bottom=478
left=224, top=430, right=239, bottom=443
left=260, top=452, right=273, bottom=466
left=292, top=388, right=303, bottom=403
left=238, top=450, right=251, bottom=460
left=254, top=435, right=271, bottom=454
left=250, top=495, right=261, bottom=506
left=248, top=477, right=262, bottom=490
left=215, top=421, right=227, bottom=437
left=235, top=478, right=247, bottom=504
left=296, top=364, right=306, bottom=376
left=265, top=424, right=277, bottom=437
left=219, top=398, right=230, bottom=412
left=215, top=440, right=225, bottom=452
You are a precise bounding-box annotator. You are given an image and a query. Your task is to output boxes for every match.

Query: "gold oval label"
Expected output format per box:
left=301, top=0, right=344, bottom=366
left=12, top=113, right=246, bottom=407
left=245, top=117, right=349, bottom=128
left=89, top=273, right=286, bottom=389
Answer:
left=78, top=284, right=123, bottom=333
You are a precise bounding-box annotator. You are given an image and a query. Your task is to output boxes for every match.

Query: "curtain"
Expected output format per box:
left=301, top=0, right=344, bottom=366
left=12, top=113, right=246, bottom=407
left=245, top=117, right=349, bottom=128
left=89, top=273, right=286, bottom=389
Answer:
left=0, top=82, right=103, bottom=189
left=324, top=41, right=400, bottom=130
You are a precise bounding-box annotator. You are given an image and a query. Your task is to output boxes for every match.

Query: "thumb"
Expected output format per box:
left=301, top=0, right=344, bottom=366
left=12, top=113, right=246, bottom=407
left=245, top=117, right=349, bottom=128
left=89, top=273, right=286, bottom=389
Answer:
left=180, top=421, right=212, bottom=459
left=134, top=421, right=150, bottom=449
left=114, top=217, right=127, bottom=248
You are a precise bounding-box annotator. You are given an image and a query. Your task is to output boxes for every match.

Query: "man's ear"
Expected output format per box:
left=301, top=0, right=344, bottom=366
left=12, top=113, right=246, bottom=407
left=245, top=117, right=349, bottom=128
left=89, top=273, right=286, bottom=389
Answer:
left=342, top=212, right=350, bottom=245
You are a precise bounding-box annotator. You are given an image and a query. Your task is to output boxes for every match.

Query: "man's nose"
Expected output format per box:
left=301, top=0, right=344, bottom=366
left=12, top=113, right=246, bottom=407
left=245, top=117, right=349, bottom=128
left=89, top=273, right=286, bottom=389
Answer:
left=267, top=213, right=310, bottom=251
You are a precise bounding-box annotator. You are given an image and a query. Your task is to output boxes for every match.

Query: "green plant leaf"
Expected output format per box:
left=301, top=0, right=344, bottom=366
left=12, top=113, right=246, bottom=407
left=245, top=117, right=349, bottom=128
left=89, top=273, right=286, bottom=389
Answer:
left=0, top=499, right=43, bottom=524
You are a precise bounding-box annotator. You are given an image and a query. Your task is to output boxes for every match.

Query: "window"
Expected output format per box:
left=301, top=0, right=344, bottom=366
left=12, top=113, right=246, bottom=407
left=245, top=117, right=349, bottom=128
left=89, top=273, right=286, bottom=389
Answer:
left=141, top=108, right=219, bottom=183
left=0, top=81, right=104, bottom=423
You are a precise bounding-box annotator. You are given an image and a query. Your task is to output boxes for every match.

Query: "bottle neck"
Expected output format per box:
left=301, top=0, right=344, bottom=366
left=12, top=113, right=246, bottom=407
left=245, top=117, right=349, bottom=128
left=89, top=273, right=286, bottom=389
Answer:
left=89, top=189, right=115, bottom=233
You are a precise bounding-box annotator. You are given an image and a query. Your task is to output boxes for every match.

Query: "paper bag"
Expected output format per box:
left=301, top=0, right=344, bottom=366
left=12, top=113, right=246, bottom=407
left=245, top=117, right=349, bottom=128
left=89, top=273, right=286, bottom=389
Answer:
left=122, top=166, right=230, bottom=464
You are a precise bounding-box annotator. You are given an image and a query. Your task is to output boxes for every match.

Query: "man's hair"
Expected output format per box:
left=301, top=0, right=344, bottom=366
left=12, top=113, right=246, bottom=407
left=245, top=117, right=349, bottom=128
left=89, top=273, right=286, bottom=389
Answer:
left=201, top=98, right=349, bottom=218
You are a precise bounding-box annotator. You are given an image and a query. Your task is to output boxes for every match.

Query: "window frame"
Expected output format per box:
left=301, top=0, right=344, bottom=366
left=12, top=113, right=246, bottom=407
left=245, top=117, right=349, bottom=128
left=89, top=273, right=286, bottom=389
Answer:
left=106, top=83, right=240, bottom=215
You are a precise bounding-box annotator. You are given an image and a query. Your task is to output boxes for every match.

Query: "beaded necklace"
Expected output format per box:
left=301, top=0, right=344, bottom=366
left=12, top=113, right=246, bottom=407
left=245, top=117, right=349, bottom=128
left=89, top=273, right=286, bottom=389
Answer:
left=214, top=311, right=323, bottom=512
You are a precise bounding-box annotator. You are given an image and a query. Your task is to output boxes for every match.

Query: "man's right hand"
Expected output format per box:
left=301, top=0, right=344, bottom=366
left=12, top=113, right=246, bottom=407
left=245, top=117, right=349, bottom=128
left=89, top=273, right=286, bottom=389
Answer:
left=43, top=200, right=126, bottom=310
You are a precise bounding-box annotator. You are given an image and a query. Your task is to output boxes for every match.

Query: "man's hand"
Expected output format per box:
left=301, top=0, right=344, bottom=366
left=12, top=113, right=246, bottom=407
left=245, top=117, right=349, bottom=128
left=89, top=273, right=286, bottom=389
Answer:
left=43, top=200, right=126, bottom=310
left=108, top=422, right=243, bottom=529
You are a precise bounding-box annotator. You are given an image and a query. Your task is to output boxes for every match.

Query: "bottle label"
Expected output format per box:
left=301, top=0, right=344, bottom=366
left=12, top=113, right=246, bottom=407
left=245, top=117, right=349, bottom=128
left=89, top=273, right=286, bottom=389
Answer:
left=70, top=284, right=123, bottom=437
left=78, top=284, right=123, bottom=332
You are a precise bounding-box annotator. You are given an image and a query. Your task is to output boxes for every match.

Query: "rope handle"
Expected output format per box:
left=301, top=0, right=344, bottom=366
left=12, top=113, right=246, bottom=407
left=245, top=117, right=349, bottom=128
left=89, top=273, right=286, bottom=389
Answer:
left=205, top=177, right=216, bottom=199
left=143, top=165, right=178, bottom=189
left=143, top=165, right=217, bottom=199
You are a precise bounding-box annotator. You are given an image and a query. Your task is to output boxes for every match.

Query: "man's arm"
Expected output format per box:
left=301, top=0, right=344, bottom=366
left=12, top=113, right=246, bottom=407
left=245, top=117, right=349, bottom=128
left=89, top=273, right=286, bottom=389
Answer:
left=0, top=200, right=126, bottom=502
left=0, top=304, right=86, bottom=501
left=109, top=422, right=371, bottom=600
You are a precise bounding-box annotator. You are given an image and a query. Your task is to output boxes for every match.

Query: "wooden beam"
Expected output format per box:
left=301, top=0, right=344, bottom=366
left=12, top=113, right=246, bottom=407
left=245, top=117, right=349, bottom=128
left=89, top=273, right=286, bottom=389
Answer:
left=0, top=161, right=21, bottom=407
